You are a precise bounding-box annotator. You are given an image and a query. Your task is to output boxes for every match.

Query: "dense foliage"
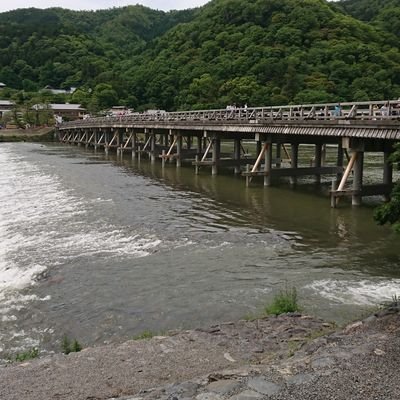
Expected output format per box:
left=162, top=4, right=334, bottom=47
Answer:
left=374, top=144, right=400, bottom=233
left=338, top=0, right=400, bottom=37
left=0, top=0, right=399, bottom=111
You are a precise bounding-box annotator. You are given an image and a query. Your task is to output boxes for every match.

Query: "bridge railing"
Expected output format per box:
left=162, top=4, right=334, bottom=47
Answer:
left=59, top=100, right=400, bottom=128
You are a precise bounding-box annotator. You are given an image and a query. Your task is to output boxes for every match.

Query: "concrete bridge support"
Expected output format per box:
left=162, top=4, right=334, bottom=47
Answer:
left=337, top=143, right=344, bottom=183
left=352, top=150, right=364, bottom=206
left=264, top=139, right=273, bottom=187
left=234, top=138, right=241, bottom=174
left=290, top=143, right=299, bottom=185
left=176, top=134, right=182, bottom=168
left=315, top=144, right=322, bottom=184
left=150, top=130, right=156, bottom=164
left=383, top=149, right=394, bottom=202
left=132, top=132, right=137, bottom=159
left=275, top=144, right=281, bottom=168
left=212, top=137, right=221, bottom=176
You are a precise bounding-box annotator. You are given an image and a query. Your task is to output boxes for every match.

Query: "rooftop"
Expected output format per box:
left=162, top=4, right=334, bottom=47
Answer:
left=32, top=103, right=85, bottom=111
left=51, top=103, right=85, bottom=111
left=0, top=100, right=14, bottom=106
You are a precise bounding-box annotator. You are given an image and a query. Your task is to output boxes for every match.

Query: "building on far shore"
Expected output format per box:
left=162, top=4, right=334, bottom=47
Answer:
left=0, top=99, right=14, bottom=117
left=32, top=103, right=86, bottom=121
left=108, top=105, right=131, bottom=116
left=41, top=86, right=77, bottom=95
left=0, top=82, right=6, bottom=90
left=51, top=103, right=86, bottom=120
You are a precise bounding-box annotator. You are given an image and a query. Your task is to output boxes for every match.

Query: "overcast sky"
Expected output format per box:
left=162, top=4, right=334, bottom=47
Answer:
left=0, top=1, right=210, bottom=13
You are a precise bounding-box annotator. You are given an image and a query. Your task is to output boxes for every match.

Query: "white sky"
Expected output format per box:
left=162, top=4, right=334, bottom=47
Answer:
left=0, top=1, right=210, bottom=13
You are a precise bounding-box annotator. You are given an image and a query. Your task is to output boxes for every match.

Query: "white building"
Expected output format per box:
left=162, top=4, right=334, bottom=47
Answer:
left=0, top=100, right=14, bottom=117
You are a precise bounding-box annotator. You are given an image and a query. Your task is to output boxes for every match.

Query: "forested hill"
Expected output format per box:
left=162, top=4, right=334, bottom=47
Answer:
left=337, top=0, right=400, bottom=36
left=0, top=0, right=399, bottom=112
left=0, top=6, right=196, bottom=91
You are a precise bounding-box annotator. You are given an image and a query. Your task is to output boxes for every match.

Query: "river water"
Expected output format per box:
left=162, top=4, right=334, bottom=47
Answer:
left=0, top=142, right=399, bottom=359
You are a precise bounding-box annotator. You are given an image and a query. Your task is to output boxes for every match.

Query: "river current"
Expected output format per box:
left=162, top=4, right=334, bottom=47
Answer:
left=0, top=142, right=399, bottom=359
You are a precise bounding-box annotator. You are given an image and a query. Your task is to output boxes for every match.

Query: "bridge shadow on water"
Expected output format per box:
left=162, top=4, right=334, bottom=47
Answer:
left=82, top=147, right=400, bottom=277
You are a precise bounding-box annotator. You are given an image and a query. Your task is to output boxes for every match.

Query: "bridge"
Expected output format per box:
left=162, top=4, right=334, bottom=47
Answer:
left=58, top=100, right=400, bottom=207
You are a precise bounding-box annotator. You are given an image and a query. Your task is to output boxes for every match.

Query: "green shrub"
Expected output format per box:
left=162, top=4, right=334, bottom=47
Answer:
left=133, top=330, right=154, bottom=340
left=15, top=347, right=39, bottom=362
left=265, top=286, right=301, bottom=315
left=62, top=335, right=83, bottom=354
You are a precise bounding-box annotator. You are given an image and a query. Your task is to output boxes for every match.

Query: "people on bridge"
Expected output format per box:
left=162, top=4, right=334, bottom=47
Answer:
left=380, top=103, right=389, bottom=117
left=334, top=103, right=342, bottom=117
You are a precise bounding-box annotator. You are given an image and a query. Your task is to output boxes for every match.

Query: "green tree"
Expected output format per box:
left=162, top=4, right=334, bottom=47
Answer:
left=220, top=76, right=261, bottom=106
left=92, top=83, right=119, bottom=109
left=374, top=144, right=400, bottom=232
left=188, top=74, right=219, bottom=109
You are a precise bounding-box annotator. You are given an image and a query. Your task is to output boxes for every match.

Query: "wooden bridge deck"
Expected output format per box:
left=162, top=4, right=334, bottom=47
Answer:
left=59, top=100, right=400, bottom=140
left=57, top=100, right=400, bottom=207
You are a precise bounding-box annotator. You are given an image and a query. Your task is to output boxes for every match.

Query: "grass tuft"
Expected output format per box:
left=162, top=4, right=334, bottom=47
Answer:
left=62, top=335, right=83, bottom=354
left=265, top=286, right=301, bottom=316
left=133, top=330, right=155, bottom=340
left=14, top=347, right=39, bottom=362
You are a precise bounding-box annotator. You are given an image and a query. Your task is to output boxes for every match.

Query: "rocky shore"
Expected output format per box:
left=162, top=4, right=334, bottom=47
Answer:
left=0, top=307, right=399, bottom=400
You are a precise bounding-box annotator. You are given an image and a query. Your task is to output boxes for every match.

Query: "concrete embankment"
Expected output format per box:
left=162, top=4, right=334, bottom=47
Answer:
left=0, top=307, right=399, bottom=400
left=0, top=127, right=55, bottom=142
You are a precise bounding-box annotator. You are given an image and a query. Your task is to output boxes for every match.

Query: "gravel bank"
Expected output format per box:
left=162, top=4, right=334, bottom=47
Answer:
left=0, top=309, right=398, bottom=400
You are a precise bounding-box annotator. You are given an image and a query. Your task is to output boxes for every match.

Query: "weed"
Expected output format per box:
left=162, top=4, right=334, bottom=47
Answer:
left=306, top=326, right=335, bottom=341
left=287, top=340, right=302, bottom=357
left=243, top=312, right=263, bottom=322
left=265, top=286, right=301, bottom=316
left=62, top=335, right=83, bottom=354
left=133, top=330, right=155, bottom=340
left=14, top=347, right=39, bottom=362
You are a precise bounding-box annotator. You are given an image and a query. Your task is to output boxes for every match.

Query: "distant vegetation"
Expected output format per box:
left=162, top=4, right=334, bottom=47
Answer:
left=0, top=0, right=399, bottom=112
left=338, top=0, right=400, bottom=37
left=374, top=143, right=400, bottom=233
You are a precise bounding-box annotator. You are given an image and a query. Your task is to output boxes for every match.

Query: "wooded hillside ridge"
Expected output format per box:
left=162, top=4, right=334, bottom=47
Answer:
left=0, top=0, right=399, bottom=112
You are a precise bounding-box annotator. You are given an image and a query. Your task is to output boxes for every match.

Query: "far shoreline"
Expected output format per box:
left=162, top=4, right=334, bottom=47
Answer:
left=0, top=127, right=55, bottom=142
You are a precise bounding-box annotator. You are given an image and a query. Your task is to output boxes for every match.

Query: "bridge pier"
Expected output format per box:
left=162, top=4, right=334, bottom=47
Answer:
left=150, top=130, right=156, bottom=164
left=132, top=131, right=137, bottom=159
left=176, top=134, right=182, bottom=168
left=234, top=138, right=241, bottom=174
left=275, top=144, right=282, bottom=168
left=264, top=139, right=273, bottom=187
left=383, top=150, right=393, bottom=202
left=212, top=137, right=221, bottom=175
left=352, top=150, right=364, bottom=206
left=315, top=144, right=322, bottom=184
left=256, top=140, right=262, bottom=171
left=104, top=130, right=109, bottom=155
left=197, top=134, right=202, bottom=154
left=290, top=143, right=299, bottom=186
left=337, top=143, right=344, bottom=183
left=94, top=131, right=98, bottom=150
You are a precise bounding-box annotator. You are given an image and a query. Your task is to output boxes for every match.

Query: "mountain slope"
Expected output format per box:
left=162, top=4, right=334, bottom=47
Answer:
left=338, top=0, right=400, bottom=37
left=0, top=0, right=399, bottom=111
left=123, top=0, right=400, bottom=109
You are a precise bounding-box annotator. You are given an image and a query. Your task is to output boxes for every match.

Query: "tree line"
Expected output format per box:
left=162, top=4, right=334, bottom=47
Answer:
left=0, top=0, right=399, bottom=112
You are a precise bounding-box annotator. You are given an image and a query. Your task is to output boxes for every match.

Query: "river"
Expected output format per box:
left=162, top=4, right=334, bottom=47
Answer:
left=0, top=142, right=399, bottom=360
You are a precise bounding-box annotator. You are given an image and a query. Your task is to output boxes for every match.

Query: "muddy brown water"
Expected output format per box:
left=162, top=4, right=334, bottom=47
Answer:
left=0, top=142, right=399, bottom=360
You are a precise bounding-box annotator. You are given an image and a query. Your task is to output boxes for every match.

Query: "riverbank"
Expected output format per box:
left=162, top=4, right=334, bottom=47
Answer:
left=0, top=305, right=398, bottom=400
left=0, top=127, right=55, bottom=142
